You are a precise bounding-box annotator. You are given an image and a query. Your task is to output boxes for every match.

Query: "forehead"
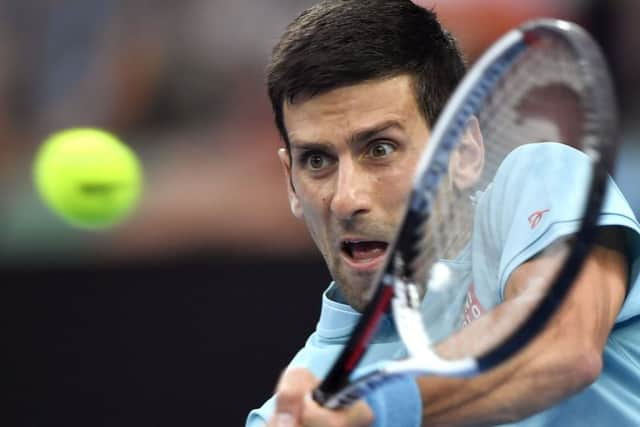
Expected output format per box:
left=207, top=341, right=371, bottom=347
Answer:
left=283, top=75, right=423, bottom=143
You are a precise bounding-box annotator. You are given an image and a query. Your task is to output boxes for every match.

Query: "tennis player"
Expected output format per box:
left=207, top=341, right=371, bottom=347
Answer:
left=247, top=1, right=640, bottom=426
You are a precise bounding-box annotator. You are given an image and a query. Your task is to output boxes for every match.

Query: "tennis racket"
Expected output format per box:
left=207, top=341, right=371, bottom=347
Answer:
left=312, top=19, right=619, bottom=408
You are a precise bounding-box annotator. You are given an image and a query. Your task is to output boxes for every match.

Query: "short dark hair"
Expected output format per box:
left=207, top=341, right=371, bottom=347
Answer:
left=267, top=0, right=466, bottom=149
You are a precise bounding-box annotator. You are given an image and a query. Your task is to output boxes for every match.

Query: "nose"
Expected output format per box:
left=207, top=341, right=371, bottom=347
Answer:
left=330, top=157, right=371, bottom=221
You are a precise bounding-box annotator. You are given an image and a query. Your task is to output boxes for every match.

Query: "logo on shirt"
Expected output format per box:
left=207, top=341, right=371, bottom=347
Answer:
left=528, top=209, right=550, bottom=229
left=462, top=282, right=486, bottom=328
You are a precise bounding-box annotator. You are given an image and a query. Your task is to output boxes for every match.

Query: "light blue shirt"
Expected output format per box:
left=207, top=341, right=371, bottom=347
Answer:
left=246, top=143, right=640, bottom=426
left=246, top=285, right=405, bottom=427
left=483, top=143, right=640, bottom=426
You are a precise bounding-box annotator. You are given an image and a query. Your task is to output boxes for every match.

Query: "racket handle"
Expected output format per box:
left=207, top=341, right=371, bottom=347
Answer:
left=313, top=371, right=405, bottom=409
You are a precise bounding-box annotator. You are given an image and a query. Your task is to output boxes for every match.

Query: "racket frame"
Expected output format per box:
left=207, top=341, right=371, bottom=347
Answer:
left=313, top=18, right=618, bottom=409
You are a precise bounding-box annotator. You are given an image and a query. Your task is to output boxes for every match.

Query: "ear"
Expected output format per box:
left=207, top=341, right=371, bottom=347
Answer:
left=277, top=148, right=303, bottom=218
left=450, top=116, right=485, bottom=191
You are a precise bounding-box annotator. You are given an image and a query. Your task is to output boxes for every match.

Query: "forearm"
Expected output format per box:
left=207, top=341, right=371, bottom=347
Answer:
left=416, top=241, right=627, bottom=427
left=420, top=328, right=597, bottom=426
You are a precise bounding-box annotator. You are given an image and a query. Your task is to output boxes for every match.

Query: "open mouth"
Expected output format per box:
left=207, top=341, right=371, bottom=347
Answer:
left=341, top=240, right=389, bottom=265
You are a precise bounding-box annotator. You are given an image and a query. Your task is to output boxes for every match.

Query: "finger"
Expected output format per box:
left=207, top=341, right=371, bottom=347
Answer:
left=273, top=367, right=319, bottom=426
left=302, top=394, right=375, bottom=427
left=344, top=400, right=375, bottom=427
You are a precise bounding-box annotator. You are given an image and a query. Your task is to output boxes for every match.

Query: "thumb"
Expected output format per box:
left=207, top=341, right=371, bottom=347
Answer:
left=273, top=367, right=319, bottom=427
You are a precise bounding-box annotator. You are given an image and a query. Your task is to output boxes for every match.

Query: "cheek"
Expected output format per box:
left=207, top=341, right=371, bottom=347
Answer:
left=379, top=163, right=417, bottom=205
left=300, top=202, right=333, bottom=260
left=294, top=182, right=332, bottom=232
left=296, top=183, right=329, bottom=214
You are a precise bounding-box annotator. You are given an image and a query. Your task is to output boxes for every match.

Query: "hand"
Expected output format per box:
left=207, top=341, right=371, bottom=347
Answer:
left=267, top=367, right=375, bottom=427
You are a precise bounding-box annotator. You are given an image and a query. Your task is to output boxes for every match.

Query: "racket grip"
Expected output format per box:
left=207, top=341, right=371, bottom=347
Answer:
left=313, top=371, right=405, bottom=409
left=311, top=388, right=330, bottom=406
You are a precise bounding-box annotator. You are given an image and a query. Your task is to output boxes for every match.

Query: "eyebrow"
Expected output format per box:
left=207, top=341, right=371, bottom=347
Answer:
left=289, top=120, right=405, bottom=150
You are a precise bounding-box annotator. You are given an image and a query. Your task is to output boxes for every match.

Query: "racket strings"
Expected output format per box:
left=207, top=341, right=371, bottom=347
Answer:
left=479, top=39, right=586, bottom=189
left=411, top=36, right=595, bottom=348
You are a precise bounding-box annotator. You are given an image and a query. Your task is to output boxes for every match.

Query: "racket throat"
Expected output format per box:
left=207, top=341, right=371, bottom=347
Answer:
left=391, top=277, right=433, bottom=359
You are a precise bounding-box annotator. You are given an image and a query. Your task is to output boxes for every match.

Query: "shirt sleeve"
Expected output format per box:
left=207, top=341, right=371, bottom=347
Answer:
left=245, top=396, right=274, bottom=427
left=244, top=336, right=339, bottom=426
left=475, top=142, right=640, bottom=321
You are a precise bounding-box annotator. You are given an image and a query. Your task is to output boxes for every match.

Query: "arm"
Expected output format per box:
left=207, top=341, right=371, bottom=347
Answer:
left=419, top=227, right=628, bottom=426
left=268, top=227, right=629, bottom=427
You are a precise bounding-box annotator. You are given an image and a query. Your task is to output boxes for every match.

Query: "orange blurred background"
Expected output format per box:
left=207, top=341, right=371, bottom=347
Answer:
left=1, top=0, right=638, bottom=265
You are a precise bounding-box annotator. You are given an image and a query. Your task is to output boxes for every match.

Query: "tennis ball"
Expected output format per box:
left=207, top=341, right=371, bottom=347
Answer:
left=34, top=128, right=142, bottom=229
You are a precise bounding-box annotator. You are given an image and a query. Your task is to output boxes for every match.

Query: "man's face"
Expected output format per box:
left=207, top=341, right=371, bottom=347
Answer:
left=278, top=75, right=430, bottom=311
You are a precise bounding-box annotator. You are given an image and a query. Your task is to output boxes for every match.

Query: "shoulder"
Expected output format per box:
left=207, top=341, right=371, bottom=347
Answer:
left=474, top=142, right=640, bottom=304
left=490, top=142, right=590, bottom=198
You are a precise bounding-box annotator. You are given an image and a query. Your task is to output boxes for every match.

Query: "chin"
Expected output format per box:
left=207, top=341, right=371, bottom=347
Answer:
left=334, top=270, right=376, bottom=312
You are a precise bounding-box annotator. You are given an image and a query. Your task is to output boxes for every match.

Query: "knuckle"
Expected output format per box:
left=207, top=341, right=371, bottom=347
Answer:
left=276, top=386, right=303, bottom=405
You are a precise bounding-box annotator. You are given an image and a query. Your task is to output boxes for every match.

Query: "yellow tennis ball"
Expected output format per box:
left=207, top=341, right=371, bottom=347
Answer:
left=34, top=128, right=142, bottom=229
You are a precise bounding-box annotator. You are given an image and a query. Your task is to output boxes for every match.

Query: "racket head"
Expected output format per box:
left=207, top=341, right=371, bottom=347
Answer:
left=314, top=18, right=619, bottom=408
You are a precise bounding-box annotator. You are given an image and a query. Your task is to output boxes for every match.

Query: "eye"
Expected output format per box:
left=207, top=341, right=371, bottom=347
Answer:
left=308, top=153, right=327, bottom=169
left=299, top=151, right=333, bottom=171
left=367, top=141, right=395, bottom=159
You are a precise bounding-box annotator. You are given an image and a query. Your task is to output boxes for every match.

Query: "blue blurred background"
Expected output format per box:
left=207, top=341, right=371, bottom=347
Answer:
left=2, top=1, right=638, bottom=425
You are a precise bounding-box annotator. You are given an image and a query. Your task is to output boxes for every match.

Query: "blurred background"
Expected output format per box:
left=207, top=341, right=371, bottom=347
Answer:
left=2, top=0, right=638, bottom=425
